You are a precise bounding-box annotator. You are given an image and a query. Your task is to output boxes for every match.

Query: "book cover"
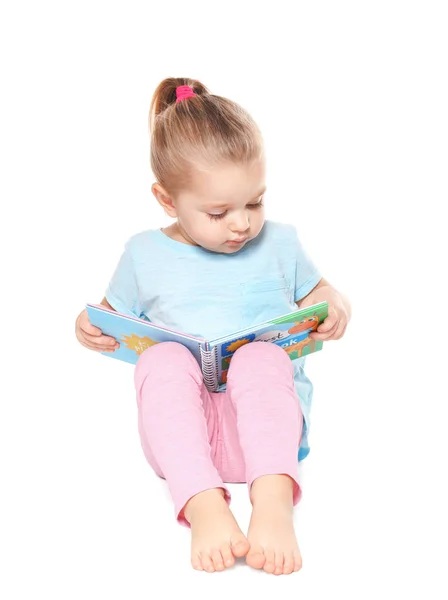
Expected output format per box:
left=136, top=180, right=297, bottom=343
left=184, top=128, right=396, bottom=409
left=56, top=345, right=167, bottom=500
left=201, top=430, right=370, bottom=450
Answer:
left=85, top=304, right=205, bottom=367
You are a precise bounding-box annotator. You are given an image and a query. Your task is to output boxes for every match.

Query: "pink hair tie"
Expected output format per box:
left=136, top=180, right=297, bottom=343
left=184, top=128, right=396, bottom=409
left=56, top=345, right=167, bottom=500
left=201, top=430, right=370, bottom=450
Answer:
left=176, top=85, right=196, bottom=103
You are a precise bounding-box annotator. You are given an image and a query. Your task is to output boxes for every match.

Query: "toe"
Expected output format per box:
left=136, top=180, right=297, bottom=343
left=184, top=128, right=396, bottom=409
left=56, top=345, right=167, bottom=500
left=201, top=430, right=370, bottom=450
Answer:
left=263, top=549, right=276, bottom=574
left=191, top=552, right=203, bottom=571
left=246, top=543, right=266, bottom=569
left=210, top=549, right=225, bottom=571
left=220, top=544, right=235, bottom=568
left=293, top=550, right=303, bottom=572
left=200, top=553, right=215, bottom=573
left=283, top=552, right=295, bottom=575
left=274, top=552, right=284, bottom=576
left=231, top=536, right=250, bottom=558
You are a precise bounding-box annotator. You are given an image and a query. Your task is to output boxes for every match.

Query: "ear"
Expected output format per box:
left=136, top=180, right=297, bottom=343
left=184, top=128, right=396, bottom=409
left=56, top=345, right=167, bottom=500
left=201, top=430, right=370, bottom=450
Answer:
left=152, top=183, right=177, bottom=218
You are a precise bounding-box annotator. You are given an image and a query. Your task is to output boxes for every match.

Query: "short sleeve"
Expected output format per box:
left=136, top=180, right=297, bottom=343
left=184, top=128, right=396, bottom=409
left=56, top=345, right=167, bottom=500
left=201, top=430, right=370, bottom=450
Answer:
left=105, top=241, right=142, bottom=318
left=293, top=228, right=322, bottom=302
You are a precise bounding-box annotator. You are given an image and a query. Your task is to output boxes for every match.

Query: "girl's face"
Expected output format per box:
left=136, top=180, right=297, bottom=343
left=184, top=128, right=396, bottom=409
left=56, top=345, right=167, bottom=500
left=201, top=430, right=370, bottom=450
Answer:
left=171, top=158, right=267, bottom=254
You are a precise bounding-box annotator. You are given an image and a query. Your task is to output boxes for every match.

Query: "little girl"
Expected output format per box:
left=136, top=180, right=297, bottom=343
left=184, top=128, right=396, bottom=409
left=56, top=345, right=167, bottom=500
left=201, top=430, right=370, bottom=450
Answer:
left=75, top=77, right=350, bottom=575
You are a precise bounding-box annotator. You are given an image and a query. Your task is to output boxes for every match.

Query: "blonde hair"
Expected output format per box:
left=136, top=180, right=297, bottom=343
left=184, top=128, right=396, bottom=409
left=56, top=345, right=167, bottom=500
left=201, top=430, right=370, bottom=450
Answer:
left=149, top=77, right=264, bottom=196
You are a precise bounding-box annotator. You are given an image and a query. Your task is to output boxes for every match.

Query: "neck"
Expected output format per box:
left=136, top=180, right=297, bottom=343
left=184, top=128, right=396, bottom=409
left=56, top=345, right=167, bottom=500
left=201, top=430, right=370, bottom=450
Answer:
left=162, top=222, right=198, bottom=246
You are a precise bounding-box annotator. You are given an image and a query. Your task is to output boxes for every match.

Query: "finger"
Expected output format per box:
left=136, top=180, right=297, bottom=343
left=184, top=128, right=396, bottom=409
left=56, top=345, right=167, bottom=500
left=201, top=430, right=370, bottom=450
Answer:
left=80, top=323, right=103, bottom=336
left=81, top=341, right=117, bottom=352
left=82, top=332, right=118, bottom=346
left=309, top=319, right=339, bottom=341
left=313, top=321, right=347, bottom=342
left=77, top=331, right=119, bottom=350
left=332, top=322, right=347, bottom=341
left=317, top=319, right=337, bottom=334
left=317, top=307, right=338, bottom=332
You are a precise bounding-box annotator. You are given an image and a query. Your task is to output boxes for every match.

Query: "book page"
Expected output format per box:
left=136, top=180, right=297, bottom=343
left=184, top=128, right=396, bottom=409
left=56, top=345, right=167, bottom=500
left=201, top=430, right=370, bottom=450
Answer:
left=210, top=302, right=328, bottom=388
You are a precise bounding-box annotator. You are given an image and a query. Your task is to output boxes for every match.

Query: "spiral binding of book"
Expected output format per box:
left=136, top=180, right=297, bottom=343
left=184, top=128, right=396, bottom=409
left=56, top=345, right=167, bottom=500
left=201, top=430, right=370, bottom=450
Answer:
left=199, top=345, right=219, bottom=392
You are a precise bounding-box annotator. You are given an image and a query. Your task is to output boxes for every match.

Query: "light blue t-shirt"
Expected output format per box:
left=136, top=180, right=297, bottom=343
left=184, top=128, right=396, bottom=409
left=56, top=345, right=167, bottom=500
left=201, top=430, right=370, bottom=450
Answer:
left=105, top=220, right=322, bottom=460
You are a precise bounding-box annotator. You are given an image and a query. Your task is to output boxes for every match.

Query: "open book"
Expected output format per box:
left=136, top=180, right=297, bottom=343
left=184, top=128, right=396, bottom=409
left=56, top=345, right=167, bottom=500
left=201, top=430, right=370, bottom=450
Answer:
left=86, top=301, right=328, bottom=392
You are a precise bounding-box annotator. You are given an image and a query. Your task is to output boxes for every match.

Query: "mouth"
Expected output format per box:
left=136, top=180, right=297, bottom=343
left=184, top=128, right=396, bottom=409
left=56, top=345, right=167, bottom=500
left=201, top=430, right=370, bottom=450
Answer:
left=226, top=238, right=247, bottom=246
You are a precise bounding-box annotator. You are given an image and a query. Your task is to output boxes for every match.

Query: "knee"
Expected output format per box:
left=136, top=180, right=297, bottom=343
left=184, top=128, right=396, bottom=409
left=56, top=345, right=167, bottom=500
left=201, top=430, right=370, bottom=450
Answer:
left=230, top=341, right=294, bottom=375
left=138, top=341, right=191, bottom=363
left=134, top=342, right=197, bottom=386
left=233, top=340, right=291, bottom=362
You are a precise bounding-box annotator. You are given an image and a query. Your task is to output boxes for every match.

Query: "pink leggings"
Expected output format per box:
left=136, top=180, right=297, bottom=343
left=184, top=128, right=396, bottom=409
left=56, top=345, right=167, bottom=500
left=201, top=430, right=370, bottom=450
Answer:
left=134, top=341, right=303, bottom=526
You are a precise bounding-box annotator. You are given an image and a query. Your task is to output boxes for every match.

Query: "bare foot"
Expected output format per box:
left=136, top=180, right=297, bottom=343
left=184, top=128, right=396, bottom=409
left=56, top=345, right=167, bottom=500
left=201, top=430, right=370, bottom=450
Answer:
left=184, top=488, right=250, bottom=572
left=246, top=475, right=302, bottom=575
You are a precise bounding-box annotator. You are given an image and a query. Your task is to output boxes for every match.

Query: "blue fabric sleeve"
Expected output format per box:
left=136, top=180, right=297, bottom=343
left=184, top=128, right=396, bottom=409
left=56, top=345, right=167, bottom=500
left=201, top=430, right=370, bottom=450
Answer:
left=105, top=241, right=142, bottom=318
left=293, top=228, right=322, bottom=302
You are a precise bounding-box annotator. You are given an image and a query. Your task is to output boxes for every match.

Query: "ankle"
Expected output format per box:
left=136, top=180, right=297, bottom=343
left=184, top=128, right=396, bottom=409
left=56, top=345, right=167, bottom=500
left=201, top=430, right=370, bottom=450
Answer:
left=250, top=474, right=295, bottom=507
left=183, top=488, right=227, bottom=523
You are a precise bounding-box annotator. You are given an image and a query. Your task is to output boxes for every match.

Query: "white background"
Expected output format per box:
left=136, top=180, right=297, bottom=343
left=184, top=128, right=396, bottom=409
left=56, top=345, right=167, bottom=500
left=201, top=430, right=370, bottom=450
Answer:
left=1, top=1, right=447, bottom=598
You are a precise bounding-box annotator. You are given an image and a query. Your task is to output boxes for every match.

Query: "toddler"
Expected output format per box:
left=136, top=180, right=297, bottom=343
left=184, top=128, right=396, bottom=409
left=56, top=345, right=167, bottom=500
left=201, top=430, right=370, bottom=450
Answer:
left=75, top=78, right=351, bottom=575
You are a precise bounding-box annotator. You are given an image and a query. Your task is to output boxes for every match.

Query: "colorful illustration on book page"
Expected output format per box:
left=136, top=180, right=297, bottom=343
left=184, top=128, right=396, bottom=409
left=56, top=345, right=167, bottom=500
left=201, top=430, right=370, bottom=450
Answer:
left=217, top=313, right=324, bottom=386
left=220, top=334, right=256, bottom=381
left=255, top=316, right=320, bottom=359
left=221, top=334, right=256, bottom=357
left=121, top=333, right=159, bottom=356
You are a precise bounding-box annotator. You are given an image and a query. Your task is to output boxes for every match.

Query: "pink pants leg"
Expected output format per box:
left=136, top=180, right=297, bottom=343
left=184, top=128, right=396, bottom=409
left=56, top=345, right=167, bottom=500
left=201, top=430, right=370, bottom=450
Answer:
left=134, top=341, right=303, bottom=526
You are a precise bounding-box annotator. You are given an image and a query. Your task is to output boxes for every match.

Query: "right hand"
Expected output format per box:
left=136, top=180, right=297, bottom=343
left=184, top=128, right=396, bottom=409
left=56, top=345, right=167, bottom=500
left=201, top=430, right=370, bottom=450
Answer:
left=75, top=309, right=120, bottom=352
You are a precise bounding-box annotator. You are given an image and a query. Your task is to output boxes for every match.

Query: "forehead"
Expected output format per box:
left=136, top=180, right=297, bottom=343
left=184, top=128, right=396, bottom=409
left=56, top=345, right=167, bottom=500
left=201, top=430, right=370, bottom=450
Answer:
left=187, top=159, right=266, bottom=203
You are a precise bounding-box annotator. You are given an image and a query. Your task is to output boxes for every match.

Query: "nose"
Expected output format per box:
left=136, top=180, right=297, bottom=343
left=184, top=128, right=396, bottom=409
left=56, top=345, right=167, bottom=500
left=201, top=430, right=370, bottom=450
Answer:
left=229, top=210, right=250, bottom=233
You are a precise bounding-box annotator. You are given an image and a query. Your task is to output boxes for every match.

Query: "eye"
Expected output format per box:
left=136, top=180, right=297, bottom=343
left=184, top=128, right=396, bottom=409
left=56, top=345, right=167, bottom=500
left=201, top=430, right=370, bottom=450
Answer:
left=248, top=196, right=264, bottom=209
left=207, top=195, right=264, bottom=221
left=208, top=212, right=227, bottom=221
left=308, top=318, right=315, bottom=322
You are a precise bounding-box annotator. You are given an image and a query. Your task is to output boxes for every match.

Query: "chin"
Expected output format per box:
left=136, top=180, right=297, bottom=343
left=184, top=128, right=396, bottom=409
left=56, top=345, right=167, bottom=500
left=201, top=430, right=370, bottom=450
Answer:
left=222, top=241, right=249, bottom=254
left=221, top=246, right=242, bottom=254
left=201, top=243, right=241, bottom=255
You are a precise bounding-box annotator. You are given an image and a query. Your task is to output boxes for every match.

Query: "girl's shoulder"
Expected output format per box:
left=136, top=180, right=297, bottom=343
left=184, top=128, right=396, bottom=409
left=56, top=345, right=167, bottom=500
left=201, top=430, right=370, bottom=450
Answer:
left=125, top=227, right=160, bottom=245
left=122, top=228, right=170, bottom=255
left=117, top=229, right=172, bottom=268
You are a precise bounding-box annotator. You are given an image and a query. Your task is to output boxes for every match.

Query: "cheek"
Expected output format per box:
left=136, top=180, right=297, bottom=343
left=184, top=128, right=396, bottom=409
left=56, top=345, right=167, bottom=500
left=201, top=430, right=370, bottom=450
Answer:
left=195, top=215, right=215, bottom=232
left=186, top=213, right=221, bottom=239
left=251, top=208, right=265, bottom=230
left=180, top=210, right=204, bottom=231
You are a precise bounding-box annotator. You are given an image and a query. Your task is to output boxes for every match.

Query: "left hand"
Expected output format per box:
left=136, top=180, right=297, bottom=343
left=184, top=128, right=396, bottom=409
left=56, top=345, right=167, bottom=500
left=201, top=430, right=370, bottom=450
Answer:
left=299, top=285, right=349, bottom=342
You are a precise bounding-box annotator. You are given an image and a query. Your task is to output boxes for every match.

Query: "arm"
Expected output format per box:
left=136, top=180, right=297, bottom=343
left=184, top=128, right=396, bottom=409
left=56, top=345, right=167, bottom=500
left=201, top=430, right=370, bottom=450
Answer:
left=100, top=297, right=116, bottom=311
left=296, top=277, right=351, bottom=341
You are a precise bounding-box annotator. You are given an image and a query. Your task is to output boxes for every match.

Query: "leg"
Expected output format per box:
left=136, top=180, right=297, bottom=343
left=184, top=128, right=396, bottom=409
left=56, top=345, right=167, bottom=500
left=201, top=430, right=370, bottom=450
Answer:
left=226, top=342, right=303, bottom=575
left=134, top=342, right=249, bottom=571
